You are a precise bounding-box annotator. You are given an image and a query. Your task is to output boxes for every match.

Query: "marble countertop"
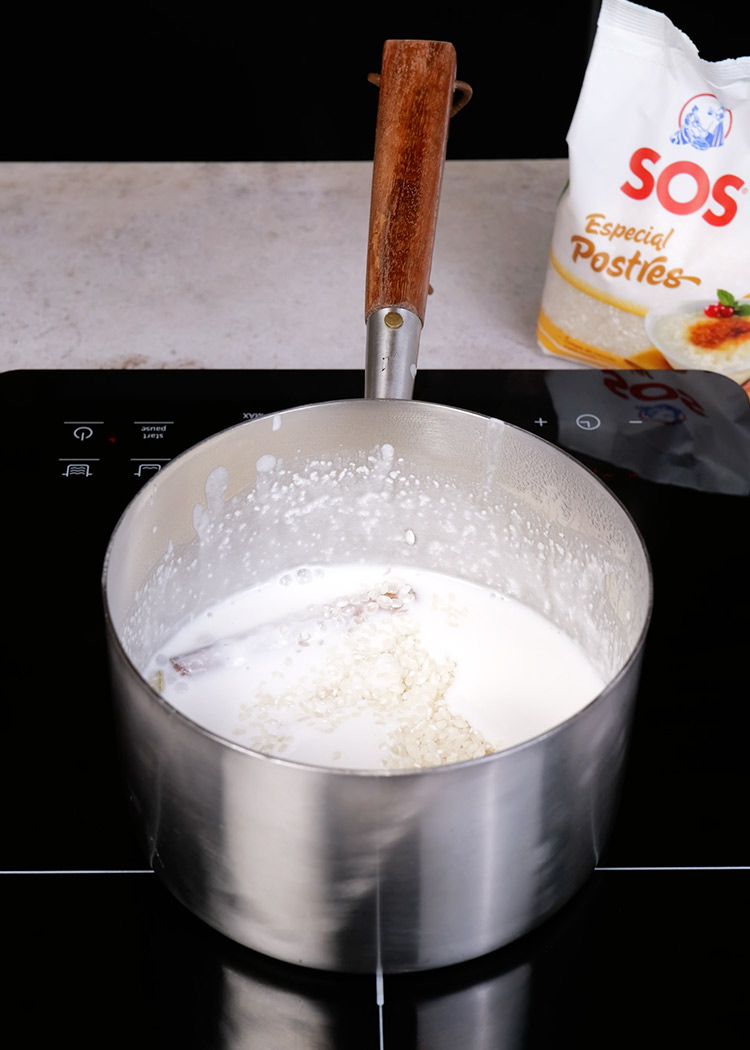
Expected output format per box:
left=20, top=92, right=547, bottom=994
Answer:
left=0, top=159, right=582, bottom=375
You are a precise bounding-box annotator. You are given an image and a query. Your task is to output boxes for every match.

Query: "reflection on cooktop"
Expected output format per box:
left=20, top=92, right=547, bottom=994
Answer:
left=5, top=869, right=748, bottom=1047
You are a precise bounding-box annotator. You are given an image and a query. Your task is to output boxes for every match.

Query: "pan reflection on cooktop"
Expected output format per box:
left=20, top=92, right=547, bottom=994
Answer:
left=6, top=867, right=747, bottom=1047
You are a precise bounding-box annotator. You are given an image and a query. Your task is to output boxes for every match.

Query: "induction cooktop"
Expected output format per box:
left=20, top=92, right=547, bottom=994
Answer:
left=2, top=368, right=748, bottom=1048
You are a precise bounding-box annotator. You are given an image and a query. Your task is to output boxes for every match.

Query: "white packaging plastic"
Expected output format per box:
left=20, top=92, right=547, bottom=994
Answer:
left=537, top=0, right=750, bottom=390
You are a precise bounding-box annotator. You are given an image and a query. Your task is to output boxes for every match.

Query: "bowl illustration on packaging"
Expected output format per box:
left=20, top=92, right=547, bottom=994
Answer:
left=645, top=290, right=750, bottom=386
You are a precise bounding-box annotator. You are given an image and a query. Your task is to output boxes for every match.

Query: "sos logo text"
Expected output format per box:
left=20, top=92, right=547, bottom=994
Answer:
left=620, top=95, right=744, bottom=228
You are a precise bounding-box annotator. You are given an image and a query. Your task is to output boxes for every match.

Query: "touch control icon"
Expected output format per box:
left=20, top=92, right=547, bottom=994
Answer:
left=134, top=463, right=163, bottom=478
left=65, top=421, right=102, bottom=440
left=575, top=414, right=601, bottom=431
left=132, top=458, right=171, bottom=478
left=62, top=463, right=92, bottom=477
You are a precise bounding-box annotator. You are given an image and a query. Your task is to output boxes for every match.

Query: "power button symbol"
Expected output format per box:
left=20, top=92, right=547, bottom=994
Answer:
left=575, top=414, right=601, bottom=431
left=73, top=426, right=94, bottom=441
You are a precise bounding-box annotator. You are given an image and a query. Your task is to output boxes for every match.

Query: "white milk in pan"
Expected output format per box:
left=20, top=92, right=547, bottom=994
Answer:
left=145, top=564, right=605, bottom=770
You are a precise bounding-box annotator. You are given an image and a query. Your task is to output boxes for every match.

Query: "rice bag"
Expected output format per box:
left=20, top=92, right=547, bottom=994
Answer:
left=537, top=0, right=750, bottom=391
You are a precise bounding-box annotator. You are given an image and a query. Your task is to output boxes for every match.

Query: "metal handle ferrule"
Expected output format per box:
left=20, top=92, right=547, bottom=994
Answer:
left=364, top=307, right=422, bottom=400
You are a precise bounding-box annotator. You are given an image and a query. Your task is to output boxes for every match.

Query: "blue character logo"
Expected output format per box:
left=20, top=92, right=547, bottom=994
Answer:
left=671, top=93, right=731, bottom=150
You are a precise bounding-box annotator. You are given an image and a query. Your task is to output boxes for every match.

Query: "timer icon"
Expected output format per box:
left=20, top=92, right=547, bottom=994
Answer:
left=575, top=414, right=601, bottom=431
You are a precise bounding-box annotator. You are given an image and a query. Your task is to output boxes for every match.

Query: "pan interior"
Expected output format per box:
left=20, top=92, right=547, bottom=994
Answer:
left=106, top=399, right=650, bottom=743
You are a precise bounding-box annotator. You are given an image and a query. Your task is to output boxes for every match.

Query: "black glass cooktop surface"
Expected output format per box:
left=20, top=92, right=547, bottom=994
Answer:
left=2, top=368, right=748, bottom=1048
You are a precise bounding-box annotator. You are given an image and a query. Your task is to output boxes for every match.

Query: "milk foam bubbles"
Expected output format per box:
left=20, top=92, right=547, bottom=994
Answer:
left=145, top=564, right=605, bottom=770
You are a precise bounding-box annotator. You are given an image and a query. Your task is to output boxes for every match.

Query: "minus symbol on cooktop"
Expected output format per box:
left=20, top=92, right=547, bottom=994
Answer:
left=628, top=419, right=644, bottom=424
left=596, top=865, right=750, bottom=871
left=2, top=869, right=155, bottom=875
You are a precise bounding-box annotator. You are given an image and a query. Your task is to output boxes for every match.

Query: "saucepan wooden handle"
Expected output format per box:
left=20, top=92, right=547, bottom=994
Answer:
left=365, top=40, right=457, bottom=324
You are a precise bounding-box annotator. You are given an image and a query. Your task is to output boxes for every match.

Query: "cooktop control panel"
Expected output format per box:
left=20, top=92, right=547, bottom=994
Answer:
left=23, top=367, right=750, bottom=501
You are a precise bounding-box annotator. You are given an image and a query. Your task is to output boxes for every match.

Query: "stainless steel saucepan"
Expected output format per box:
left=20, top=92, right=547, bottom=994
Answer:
left=102, top=41, right=652, bottom=973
